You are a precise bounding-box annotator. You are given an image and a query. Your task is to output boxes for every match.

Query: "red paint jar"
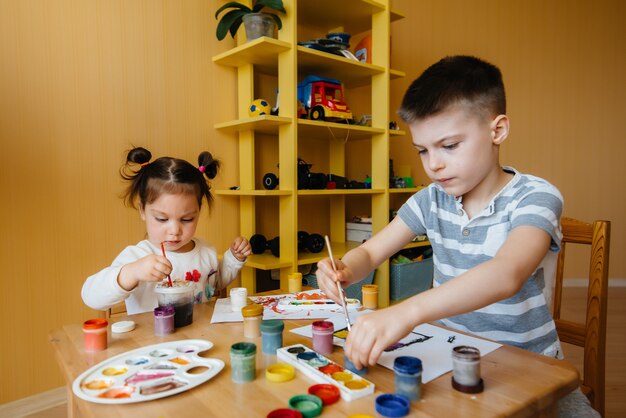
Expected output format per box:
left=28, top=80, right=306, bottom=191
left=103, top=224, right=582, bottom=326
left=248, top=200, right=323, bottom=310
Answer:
left=312, top=320, right=334, bottom=355
left=83, top=318, right=108, bottom=351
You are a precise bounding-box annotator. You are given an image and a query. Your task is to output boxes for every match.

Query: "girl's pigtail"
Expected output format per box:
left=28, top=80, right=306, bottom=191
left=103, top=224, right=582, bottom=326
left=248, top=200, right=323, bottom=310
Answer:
left=198, top=151, right=220, bottom=180
left=120, top=147, right=152, bottom=208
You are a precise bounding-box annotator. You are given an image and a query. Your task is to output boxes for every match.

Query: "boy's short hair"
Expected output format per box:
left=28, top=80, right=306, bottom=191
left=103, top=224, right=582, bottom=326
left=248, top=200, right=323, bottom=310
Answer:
left=398, top=55, right=506, bottom=123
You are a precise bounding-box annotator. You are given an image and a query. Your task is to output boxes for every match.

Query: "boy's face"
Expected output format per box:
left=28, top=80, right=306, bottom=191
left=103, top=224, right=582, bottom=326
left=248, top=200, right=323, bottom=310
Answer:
left=140, top=192, right=200, bottom=253
left=409, top=103, right=507, bottom=199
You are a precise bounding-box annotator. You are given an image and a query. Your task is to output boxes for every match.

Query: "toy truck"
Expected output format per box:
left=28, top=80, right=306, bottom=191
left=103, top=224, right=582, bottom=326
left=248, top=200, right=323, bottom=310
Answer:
left=297, top=75, right=353, bottom=122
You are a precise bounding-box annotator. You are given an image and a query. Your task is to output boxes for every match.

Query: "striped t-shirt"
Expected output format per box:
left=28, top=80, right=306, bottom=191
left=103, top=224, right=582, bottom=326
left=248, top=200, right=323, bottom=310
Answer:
left=398, top=167, right=564, bottom=357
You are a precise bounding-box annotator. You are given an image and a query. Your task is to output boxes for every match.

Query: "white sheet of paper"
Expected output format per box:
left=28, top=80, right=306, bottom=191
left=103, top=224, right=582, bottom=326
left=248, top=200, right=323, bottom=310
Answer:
left=290, top=311, right=502, bottom=383
left=210, top=290, right=353, bottom=323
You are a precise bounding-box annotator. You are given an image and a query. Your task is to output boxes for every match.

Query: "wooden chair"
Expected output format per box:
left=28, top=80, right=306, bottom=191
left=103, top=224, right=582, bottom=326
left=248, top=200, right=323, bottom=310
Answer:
left=553, top=217, right=610, bottom=416
left=106, top=301, right=127, bottom=319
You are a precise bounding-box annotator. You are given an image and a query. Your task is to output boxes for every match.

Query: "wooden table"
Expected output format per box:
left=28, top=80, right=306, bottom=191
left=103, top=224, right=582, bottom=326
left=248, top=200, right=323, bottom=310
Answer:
left=50, top=298, right=579, bottom=417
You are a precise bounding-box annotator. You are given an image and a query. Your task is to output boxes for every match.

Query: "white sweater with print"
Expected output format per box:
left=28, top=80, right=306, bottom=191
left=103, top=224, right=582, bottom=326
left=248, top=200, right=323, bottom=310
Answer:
left=82, top=238, right=245, bottom=315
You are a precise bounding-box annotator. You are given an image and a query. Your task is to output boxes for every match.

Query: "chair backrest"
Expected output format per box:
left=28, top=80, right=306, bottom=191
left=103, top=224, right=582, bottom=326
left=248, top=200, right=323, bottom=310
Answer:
left=553, top=217, right=610, bottom=416
left=106, top=301, right=127, bottom=319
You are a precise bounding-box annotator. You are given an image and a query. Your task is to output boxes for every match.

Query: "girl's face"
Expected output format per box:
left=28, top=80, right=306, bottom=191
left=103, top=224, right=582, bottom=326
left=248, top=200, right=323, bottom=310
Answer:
left=140, top=192, right=200, bottom=253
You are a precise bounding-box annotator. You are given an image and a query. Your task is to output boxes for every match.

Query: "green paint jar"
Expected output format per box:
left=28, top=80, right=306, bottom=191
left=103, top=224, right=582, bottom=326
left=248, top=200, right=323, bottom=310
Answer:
left=230, top=342, right=257, bottom=383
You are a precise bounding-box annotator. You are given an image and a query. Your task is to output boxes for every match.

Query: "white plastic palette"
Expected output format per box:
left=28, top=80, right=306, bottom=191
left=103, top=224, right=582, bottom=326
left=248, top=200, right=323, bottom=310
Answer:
left=276, top=298, right=361, bottom=311
left=277, top=344, right=375, bottom=401
left=72, top=339, right=224, bottom=404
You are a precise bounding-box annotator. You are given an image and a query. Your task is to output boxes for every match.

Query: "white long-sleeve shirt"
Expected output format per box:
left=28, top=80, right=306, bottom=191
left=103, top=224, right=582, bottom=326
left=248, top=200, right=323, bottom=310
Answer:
left=82, top=238, right=245, bottom=315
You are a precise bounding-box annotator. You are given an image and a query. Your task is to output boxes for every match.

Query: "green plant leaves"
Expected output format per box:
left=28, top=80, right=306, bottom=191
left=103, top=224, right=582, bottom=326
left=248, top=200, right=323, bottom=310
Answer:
left=215, top=0, right=285, bottom=40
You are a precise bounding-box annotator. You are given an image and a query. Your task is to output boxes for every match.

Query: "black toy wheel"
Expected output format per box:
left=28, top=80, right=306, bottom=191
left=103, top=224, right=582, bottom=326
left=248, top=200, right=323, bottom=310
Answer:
left=310, top=106, right=325, bottom=121
left=263, top=173, right=279, bottom=190
left=306, top=233, right=325, bottom=253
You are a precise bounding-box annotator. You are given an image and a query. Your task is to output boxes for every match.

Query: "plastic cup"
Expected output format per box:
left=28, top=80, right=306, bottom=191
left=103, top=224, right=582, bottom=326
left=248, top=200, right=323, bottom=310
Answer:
left=154, top=281, right=194, bottom=328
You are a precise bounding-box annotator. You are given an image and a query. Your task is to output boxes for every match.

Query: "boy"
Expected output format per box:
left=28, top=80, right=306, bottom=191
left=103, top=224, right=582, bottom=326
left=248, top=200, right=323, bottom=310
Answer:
left=316, top=56, right=597, bottom=416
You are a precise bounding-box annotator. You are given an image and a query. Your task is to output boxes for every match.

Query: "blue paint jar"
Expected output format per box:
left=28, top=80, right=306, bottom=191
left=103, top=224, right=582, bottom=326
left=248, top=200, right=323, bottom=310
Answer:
left=230, top=342, right=257, bottom=383
left=393, top=356, right=422, bottom=401
left=260, top=319, right=284, bottom=355
left=344, top=353, right=368, bottom=376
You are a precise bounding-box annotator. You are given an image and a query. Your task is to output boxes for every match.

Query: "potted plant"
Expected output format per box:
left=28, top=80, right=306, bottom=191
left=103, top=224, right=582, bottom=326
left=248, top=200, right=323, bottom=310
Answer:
left=215, top=0, right=286, bottom=41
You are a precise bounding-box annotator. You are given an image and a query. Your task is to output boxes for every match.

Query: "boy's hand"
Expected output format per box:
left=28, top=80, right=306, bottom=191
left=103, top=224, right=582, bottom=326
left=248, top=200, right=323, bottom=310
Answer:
left=315, top=257, right=352, bottom=304
left=118, top=254, right=172, bottom=291
left=344, top=305, right=415, bottom=369
left=231, top=236, right=251, bottom=261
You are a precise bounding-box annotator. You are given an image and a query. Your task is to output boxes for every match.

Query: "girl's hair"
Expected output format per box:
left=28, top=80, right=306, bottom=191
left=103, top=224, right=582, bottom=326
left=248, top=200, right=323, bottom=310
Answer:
left=120, top=147, right=220, bottom=210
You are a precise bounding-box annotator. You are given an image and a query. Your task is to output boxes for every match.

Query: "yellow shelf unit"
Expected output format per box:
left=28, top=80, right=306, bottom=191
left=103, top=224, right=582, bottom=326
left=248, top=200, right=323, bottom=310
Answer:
left=213, top=0, right=403, bottom=307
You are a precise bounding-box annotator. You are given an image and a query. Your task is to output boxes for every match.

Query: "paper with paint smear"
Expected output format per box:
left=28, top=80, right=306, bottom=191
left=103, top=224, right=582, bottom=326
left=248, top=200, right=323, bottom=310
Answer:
left=290, top=311, right=502, bottom=384
left=210, top=289, right=352, bottom=323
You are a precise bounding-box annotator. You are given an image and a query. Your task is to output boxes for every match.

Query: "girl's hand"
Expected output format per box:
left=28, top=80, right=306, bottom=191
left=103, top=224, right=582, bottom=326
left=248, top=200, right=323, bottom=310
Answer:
left=231, top=236, right=251, bottom=261
left=118, top=254, right=172, bottom=291
left=344, top=305, right=416, bottom=370
left=315, top=257, right=352, bottom=304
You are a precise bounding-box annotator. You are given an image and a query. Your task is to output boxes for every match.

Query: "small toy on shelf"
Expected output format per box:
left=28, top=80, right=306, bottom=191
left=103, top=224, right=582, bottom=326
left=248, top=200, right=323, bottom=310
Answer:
left=248, top=99, right=271, bottom=117
left=297, top=75, right=353, bottom=122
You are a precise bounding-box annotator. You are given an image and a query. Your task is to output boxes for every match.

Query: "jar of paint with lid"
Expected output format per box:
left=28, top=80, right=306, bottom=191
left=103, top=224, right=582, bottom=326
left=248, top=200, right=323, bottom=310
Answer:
left=260, top=319, right=284, bottom=355
left=311, top=320, right=334, bottom=355
left=83, top=318, right=108, bottom=352
left=230, top=287, right=248, bottom=312
left=153, top=305, right=175, bottom=336
left=393, top=356, right=422, bottom=400
left=361, top=284, right=378, bottom=310
left=242, top=303, right=263, bottom=338
left=288, top=272, right=302, bottom=293
left=230, top=342, right=257, bottom=383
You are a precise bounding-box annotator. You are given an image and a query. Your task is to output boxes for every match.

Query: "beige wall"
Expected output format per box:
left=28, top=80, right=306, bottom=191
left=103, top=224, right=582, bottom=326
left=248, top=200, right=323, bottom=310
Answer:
left=389, top=0, right=625, bottom=279
left=0, top=0, right=239, bottom=403
left=0, top=0, right=623, bottom=403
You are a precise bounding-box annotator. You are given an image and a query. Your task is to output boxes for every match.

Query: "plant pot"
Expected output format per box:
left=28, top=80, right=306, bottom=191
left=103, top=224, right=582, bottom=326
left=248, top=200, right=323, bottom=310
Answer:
left=242, top=13, right=277, bottom=41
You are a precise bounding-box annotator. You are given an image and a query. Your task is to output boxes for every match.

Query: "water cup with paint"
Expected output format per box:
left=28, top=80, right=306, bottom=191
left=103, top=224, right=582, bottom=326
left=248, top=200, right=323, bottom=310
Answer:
left=154, top=280, right=194, bottom=328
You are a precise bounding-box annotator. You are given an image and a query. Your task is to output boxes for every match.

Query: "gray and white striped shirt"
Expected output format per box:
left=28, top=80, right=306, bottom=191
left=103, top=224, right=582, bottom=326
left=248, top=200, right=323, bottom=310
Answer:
left=398, top=167, right=563, bottom=357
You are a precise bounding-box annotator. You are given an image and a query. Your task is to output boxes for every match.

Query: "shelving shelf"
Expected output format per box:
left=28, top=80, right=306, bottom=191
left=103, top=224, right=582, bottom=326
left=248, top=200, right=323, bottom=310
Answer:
left=214, top=115, right=292, bottom=134
left=212, top=37, right=290, bottom=74
left=213, top=0, right=407, bottom=307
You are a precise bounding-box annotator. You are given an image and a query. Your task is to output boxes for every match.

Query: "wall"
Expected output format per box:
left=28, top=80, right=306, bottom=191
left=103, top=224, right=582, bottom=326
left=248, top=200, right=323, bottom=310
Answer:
left=0, top=0, right=238, bottom=403
left=0, top=0, right=624, bottom=404
left=389, top=0, right=625, bottom=278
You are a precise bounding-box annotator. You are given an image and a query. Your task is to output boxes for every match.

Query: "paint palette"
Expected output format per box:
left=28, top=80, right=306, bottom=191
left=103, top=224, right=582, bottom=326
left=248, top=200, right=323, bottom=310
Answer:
left=72, top=339, right=224, bottom=404
left=276, top=298, right=361, bottom=311
left=277, top=344, right=375, bottom=401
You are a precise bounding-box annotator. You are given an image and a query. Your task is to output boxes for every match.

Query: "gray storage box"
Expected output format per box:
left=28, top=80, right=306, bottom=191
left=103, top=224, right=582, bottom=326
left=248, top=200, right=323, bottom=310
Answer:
left=390, top=257, right=434, bottom=301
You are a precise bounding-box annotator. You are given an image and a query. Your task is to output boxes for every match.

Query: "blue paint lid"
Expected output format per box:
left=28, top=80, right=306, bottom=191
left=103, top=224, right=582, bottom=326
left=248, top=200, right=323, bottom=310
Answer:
left=393, top=356, right=422, bottom=374
left=375, top=393, right=410, bottom=417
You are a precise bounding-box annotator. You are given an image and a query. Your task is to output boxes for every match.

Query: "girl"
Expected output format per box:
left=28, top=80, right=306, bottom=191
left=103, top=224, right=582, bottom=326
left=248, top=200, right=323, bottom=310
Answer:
left=82, top=147, right=251, bottom=315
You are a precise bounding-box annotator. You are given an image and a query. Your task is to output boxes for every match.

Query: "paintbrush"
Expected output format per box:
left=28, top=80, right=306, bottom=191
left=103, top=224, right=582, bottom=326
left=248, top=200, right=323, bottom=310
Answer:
left=324, top=235, right=351, bottom=332
left=160, top=241, right=173, bottom=287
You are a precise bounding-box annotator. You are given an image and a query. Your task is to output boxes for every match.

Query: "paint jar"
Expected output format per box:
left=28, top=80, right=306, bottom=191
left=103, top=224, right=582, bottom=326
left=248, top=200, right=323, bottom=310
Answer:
left=362, top=284, right=378, bottom=310
left=154, top=280, right=194, bottom=328
left=83, top=318, right=108, bottom=352
left=311, top=320, right=334, bottom=355
left=288, top=272, right=302, bottom=293
left=153, top=305, right=175, bottom=336
left=230, top=287, right=248, bottom=312
left=242, top=303, right=263, bottom=338
left=230, top=342, right=257, bottom=383
left=260, top=319, right=284, bottom=355
left=393, top=356, right=422, bottom=401
left=451, top=345, right=483, bottom=393
left=344, top=353, right=368, bottom=376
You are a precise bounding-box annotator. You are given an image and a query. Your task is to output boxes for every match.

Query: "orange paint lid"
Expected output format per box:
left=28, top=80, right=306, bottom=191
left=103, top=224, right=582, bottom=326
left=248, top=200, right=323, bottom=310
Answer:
left=83, top=318, right=108, bottom=330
